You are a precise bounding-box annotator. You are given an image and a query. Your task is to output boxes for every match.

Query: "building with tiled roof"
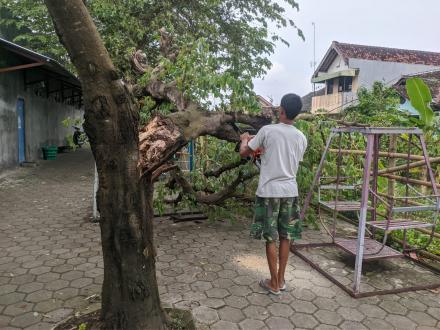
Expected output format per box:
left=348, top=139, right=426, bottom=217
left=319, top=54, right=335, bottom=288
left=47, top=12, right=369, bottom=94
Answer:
left=310, top=41, right=440, bottom=113
left=256, top=95, right=274, bottom=109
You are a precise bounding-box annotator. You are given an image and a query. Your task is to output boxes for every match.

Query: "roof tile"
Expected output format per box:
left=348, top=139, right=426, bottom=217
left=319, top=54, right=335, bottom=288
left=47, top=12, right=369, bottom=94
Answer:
left=334, top=41, right=440, bottom=66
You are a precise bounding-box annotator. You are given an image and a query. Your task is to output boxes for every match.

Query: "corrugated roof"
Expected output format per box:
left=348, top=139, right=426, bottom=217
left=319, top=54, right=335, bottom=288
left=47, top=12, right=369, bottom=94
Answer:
left=0, top=37, right=80, bottom=88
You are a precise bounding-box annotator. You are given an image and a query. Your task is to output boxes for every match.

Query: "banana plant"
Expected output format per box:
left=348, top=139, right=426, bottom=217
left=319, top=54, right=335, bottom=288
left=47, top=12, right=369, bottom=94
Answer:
left=406, top=77, right=436, bottom=129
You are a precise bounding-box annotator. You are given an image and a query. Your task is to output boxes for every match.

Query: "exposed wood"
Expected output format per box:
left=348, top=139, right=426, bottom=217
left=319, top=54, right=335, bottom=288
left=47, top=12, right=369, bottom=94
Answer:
left=0, top=61, right=44, bottom=73
left=139, top=115, right=186, bottom=176
left=138, top=109, right=278, bottom=176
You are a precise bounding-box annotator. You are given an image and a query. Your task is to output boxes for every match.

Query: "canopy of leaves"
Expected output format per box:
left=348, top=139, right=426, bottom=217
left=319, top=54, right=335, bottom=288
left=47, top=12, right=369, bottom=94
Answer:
left=1, top=0, right=302, bottom=110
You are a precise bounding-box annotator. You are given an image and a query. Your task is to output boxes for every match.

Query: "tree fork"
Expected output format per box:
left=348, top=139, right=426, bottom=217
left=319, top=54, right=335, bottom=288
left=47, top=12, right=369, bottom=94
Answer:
left=44, top=1, right=167, bottom=329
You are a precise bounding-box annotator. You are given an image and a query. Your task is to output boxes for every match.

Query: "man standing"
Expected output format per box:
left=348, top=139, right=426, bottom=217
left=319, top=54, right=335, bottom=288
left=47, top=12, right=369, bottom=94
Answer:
left=240, top=93, right=307, bottom=295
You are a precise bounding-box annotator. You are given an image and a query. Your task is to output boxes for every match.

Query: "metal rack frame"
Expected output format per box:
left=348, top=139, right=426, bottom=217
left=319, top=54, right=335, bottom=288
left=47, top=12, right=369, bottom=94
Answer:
left=292, top=126, right=440, bottom=297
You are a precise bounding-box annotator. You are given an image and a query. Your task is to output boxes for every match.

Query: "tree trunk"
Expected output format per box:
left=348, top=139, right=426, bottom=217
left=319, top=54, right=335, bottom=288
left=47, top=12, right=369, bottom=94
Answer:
left=44, top=1, right=167, bottom=329
left=44, top=1, right=313, bottom=327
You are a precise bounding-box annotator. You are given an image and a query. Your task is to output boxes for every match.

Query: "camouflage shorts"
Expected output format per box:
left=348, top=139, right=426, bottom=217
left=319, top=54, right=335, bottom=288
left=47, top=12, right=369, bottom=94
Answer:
left=250, top=196, right=302, bottom=242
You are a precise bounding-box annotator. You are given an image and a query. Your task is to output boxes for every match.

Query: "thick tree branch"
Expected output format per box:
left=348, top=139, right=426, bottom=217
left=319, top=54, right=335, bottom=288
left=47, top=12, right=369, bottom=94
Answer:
left=231, top=194, right=255, bottom=203
left=159, top=28, right=179, bottom=62
left=152, top=163, right=178, bottom=182
left=138, top=106, right=313, bottom=176
left=204, top=159, right=247, bottom=177
left=145, top=78, right=189, bottom=112
left=138, top=115, right=186, bottom=176
left=133, top=34, right=312, bottom=177
left=171, top=167, right=258, bottom=205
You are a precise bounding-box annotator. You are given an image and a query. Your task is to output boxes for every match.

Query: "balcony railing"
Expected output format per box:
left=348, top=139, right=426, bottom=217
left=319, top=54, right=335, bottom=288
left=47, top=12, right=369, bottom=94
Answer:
left=311, top=92, right=356, bottom=114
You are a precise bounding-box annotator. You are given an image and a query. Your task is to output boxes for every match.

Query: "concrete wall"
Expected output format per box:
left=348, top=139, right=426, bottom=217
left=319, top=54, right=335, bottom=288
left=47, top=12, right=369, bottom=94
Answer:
left=0, top=70, right=83, bottom=170
left=316, top=54, right=349, bottom=80
left=352, top=75, right=359, bottom=93
left=349, top=58, right=440, bottom=89
left=326, top=54, right=349, bottom=73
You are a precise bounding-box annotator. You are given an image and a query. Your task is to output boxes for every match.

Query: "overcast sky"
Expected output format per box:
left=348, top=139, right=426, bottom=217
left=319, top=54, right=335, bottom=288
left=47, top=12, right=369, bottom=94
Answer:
left=253, top=0, right=440, bottom=104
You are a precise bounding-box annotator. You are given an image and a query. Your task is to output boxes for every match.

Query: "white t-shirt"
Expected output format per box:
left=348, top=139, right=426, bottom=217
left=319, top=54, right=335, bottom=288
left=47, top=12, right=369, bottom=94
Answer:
left=248, top=123, right=307, bottom=198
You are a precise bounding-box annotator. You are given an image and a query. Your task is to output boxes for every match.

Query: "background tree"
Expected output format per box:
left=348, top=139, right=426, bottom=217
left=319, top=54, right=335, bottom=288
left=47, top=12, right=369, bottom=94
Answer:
left=7, top=0, right=305, bottom=328
left=1, top=0, right=303, bottom=85
left=1, top=0, right=306, bottom=211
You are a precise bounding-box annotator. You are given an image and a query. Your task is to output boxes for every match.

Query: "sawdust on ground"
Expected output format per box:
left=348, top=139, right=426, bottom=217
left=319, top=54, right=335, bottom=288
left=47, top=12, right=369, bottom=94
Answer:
left=233, top=254, right=269, bottom=275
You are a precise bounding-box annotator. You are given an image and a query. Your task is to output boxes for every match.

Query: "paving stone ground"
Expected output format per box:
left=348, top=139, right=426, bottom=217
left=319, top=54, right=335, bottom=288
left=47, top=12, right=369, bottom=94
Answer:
left=0, top=149, right=439, bottom=329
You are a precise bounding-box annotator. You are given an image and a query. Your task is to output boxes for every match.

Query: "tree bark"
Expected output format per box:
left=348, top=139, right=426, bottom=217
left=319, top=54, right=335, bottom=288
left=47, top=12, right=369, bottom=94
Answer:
left=43, top=1, right=314, bottom=327
left=44, top=1, right=167, bottom=329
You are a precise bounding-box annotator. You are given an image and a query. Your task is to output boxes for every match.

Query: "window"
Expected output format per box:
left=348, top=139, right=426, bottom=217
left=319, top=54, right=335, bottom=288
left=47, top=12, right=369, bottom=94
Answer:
left=338, top=76, right=353, bottom=92
left=326, top=79, right=334, bottom=94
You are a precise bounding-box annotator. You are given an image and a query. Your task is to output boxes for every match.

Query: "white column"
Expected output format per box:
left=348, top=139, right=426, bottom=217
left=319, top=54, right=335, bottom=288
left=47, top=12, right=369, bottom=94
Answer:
left=93, top=163, right=99, bottom=220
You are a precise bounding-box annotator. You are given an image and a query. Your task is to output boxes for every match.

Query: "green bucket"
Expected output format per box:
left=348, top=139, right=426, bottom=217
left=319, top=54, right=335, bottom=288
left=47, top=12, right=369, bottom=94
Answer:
left=42, top=146, right=58, bottom=160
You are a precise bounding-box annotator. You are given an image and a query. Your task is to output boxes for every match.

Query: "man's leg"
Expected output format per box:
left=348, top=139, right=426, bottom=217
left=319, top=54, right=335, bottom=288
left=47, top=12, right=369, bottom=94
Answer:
left=261, top=198, right=280, bottom=292
left=277, top=238, right=290, bottom=288
left=277, top=197, right=301, bottom=290
left=266, top=241, right=278, bottom=290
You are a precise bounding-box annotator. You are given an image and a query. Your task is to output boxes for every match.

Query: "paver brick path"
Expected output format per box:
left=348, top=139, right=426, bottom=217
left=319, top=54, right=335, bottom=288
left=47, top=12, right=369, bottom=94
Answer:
left=0, top=149, right=439, bottom=329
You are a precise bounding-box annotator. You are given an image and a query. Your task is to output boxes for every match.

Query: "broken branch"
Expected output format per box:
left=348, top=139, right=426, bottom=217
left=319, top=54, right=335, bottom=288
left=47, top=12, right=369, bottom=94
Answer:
left=171, top=167, right=258, bottom=205
left=152, top=163, right=179, bottom=182
left=204, top=159, right=247, bottom=178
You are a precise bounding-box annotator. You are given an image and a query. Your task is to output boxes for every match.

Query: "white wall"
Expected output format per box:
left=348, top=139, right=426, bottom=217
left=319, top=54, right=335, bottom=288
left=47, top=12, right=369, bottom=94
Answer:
left=349, top=58, right=440, bottom=89
left=316, top=54, right=350, bottom=78
left=327, top=54, right=349, bottom=73
left=0, top=70, right=83, bottom=169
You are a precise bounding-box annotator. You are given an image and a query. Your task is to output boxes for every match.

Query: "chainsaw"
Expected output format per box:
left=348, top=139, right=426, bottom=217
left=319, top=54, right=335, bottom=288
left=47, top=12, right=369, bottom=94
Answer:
left=232, top=124, right=262, bottom=169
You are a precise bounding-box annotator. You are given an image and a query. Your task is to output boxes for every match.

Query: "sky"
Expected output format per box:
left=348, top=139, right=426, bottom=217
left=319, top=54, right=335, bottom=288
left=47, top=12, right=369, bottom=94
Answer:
left=253, top=0, right=440, bottom=105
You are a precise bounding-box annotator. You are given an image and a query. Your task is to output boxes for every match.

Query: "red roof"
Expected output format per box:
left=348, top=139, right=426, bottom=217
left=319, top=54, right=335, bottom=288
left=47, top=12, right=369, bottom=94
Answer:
left=334, top=41, right=440, bottom=66
left=257, top=95, right=274, bottom=108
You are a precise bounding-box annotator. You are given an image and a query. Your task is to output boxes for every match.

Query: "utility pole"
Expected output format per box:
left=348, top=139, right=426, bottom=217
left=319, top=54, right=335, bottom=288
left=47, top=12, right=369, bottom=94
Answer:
left=312, top=22, right=316, bottom=95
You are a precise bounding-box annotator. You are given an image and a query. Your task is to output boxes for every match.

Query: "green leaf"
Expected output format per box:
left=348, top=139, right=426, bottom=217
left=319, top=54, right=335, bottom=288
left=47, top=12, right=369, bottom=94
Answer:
left=406, top=77, right=434, bottom=128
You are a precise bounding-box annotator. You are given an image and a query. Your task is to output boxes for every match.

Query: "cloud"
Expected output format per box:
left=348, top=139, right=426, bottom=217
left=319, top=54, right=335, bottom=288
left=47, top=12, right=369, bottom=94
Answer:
left=254, top=0, right=440, bottom=103
left=263, top=61, right=286, bottom=81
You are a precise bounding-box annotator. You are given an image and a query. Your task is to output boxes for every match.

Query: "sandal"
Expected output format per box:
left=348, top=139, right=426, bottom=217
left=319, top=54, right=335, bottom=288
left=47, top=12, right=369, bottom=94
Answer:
left=259, top=279, right=281, bottom=295
left=279, top=281, right=287, bottom=291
